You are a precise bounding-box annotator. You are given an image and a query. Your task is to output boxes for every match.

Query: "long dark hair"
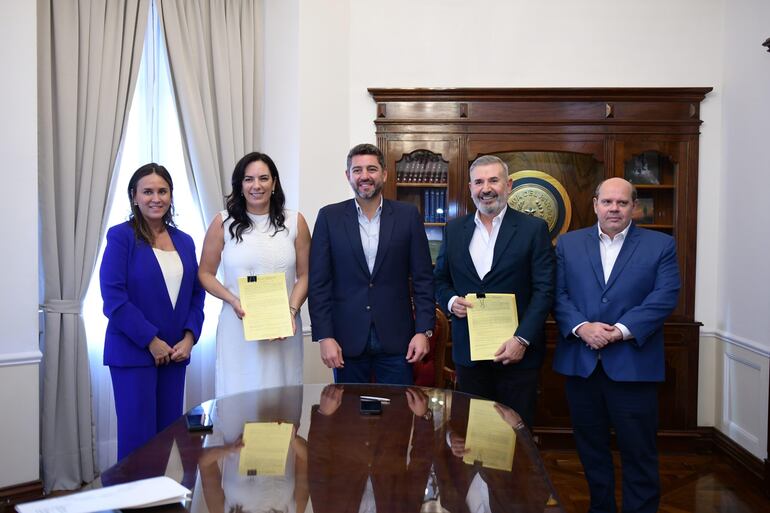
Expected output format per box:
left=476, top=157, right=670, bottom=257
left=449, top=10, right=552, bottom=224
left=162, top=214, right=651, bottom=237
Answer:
left=224, top=152, right=286, bottom=242
left=127, top=163, right=175, bottom=244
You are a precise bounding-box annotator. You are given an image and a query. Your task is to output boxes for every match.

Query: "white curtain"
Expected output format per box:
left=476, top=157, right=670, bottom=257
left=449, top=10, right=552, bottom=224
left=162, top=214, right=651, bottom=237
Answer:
left=38, top=0, right=150, bottom=491
left=157, top=0, right=264, bottom=224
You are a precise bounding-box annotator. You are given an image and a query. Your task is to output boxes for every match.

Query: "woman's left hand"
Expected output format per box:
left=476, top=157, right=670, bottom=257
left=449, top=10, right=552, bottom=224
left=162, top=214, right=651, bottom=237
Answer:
left=171, top=332, right=194, bottom=362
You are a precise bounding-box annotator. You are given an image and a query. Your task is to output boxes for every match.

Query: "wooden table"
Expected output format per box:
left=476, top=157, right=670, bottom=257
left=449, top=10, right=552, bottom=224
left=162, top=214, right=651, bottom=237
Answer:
left=101, top=383, right=563, bottom=513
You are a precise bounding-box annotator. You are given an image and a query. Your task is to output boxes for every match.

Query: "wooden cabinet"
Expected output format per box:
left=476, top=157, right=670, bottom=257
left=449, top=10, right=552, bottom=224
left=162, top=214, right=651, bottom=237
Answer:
left=370, top=88, right=711, bottom=447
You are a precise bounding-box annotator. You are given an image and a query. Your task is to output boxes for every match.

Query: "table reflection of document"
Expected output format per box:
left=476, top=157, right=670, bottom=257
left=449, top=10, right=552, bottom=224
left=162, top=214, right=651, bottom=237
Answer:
left=466, top=293, right=518, bottom=361
left=237, top=272, right=293, bottom=340
left=239, top=422, right=294, bottom=476
left=463, top=399, right=517, bottom=471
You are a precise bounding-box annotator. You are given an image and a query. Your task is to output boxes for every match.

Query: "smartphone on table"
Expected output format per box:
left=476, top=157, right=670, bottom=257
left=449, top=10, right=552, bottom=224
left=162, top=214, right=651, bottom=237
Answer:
left=186, top=405, right=214, bottom=432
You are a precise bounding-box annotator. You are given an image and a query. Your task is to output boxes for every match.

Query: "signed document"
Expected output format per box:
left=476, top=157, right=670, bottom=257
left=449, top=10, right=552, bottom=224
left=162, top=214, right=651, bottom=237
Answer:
left=466, top=293, right=518, bottom=361
left=239, top=422, right=294, bottom=476
left=237, top=272, right=293, bottom=340
left=463, top=398, right=517, bottom=471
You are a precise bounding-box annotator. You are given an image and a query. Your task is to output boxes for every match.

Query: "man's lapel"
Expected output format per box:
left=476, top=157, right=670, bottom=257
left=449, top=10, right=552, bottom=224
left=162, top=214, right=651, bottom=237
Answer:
left=343, top=199, right=371, bottom=277
left=605, top=223, right=640, bottom=290
left=584, top=228, right=606, bottom=289
left=371, top=199, right=393, bottom=279
left=461, top=214, right=479, bottom=280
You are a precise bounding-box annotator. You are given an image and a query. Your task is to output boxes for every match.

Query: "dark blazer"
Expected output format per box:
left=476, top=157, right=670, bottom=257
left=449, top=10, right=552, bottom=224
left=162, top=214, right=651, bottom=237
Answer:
left=434, top=207, right=555, bottom=368
left=552, top=223, right=680, bottom=381
left=100, top=221, right=205, bottom=367
left=308, top=198, right=434, bottom=357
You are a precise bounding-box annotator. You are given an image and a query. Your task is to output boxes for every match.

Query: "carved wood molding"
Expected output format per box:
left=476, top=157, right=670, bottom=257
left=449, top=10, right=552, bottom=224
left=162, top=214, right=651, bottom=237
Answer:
left=368, top=87, right=713, bottom=103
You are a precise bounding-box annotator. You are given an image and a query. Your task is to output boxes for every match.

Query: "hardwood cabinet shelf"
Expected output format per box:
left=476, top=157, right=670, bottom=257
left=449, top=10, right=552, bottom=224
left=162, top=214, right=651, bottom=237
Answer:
left=638, top=224, right=674, bottom=230
left=370, top=87, right=711, bottom=448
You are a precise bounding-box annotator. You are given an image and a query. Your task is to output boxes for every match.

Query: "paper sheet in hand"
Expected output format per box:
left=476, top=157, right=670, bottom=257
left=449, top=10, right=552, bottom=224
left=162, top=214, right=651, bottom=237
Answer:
left=466, top=293, right=518, bottom=361
left=463, top=398, right=517, bottom=471
left=239, top=422, right=293, bottom=476
left=15, top=476, right=190, bottom=513
left=238, top=272, right=293, bottom=340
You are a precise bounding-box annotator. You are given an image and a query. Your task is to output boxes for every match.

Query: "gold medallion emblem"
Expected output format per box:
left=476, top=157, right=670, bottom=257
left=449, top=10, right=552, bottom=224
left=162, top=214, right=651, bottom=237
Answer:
left=509, top=184, right=559, bottom=231
left=507, top=170, right=572, bottom=239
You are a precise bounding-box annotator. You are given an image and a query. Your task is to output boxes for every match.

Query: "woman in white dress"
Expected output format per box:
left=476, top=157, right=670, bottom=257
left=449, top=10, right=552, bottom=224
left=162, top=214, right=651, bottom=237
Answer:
left=199, top=152, right=311, bottom=396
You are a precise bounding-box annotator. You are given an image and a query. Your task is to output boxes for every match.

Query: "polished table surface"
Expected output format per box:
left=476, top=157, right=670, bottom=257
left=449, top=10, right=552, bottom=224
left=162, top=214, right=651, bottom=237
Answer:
left=101, top=384, right=563, bottom=513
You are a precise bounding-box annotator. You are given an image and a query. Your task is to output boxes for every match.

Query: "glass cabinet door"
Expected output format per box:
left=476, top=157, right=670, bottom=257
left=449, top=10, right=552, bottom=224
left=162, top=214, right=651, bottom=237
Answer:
left=383, top=139, right=460, bottom=263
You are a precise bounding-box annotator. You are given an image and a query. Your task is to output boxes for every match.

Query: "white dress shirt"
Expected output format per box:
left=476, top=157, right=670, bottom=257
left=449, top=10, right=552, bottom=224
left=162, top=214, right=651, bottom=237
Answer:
left=447, top=208, right=506, bottom=313
left=572, top=223, right=632, bottom=340
left=355, top=196, right=383, bottom=274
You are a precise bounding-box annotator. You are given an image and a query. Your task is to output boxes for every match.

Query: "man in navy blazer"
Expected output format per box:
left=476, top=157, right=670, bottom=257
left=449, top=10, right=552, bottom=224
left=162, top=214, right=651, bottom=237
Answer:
left=553, top=177, right=680, bottom=513
left=308, top=143, right=435, bottom=384
left=434, top=155, right=554, bottom=427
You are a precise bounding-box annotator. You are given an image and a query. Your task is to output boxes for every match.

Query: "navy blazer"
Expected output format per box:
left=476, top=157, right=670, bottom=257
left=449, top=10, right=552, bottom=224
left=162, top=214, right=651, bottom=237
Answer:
left=308, top=199, right=435, bottom=357
left=552, top=223, right=680, bottom=382
left=434, top=207, right=555, bottom=369
left=100, top=222, right=205, bottom=367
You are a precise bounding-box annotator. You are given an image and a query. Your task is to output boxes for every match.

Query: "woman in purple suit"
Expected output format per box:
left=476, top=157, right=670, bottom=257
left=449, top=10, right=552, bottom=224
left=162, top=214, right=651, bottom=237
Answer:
left=100, top=163, right=205, bottom=460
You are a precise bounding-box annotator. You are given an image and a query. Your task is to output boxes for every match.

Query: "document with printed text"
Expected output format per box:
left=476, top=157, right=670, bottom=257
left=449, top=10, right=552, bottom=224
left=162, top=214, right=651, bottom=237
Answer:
left=466, top=293, right=518, bottom=361
left=463, top=398, right=517, bottom=471
left=238, top=422, right=294, bottom=476
left=238, top=272, right=293, bottom=340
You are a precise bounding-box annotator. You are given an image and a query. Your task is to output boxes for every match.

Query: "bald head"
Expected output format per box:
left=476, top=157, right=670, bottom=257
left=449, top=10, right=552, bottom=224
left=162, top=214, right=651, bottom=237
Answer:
left=593, top=178, right=637, bottom=238
left=594, top=178, right=637, bottom=202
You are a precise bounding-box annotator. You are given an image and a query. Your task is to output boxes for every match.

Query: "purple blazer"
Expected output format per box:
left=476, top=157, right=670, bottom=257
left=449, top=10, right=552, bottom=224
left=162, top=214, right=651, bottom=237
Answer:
left=100, top=221, right=205, bottom=367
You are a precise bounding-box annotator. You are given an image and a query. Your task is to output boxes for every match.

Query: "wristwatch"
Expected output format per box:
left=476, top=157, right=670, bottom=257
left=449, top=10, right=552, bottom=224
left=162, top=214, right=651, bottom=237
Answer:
left=423, top=330, right=434, bottom=338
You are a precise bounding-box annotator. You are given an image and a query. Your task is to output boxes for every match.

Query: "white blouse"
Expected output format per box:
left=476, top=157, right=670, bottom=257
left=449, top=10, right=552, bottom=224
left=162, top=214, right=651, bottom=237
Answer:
left=152, top=248, right=183, bottom=308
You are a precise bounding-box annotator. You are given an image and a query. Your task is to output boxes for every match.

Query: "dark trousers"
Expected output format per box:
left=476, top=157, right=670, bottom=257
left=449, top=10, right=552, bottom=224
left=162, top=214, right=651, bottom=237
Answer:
left=334, top=325, right=414, bottom=385
left=455, top=362, right=539, bottom=427
left=565, top=362, right=660, bottom=513
left=110, top=364, right=186, bottom=460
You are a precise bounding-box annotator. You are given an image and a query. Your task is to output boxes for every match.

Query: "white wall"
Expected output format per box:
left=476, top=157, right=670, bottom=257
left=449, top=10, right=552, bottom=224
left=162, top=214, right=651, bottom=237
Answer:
left=263, top=0, right=300, bottom=210
left=0, top=0, right=40, bottom=489
left=708, top=0, right=770, bottom=460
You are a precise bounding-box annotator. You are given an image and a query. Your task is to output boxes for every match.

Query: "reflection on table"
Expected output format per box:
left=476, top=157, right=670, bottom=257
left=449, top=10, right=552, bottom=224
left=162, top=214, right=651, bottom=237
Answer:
left=101, top=384, right=563, bottom=513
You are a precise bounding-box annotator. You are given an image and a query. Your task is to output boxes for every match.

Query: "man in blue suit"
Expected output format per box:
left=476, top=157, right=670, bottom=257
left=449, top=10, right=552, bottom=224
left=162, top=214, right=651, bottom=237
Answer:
left=434, top=155, right=554, bottom=427
left=553, top=177, right=680, bottom=513
left=308, top=143, right=435, bottom=384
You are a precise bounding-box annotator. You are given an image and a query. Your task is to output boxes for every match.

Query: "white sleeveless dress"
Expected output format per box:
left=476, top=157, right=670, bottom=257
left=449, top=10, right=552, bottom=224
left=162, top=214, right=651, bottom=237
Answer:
left=215, top=209, right=303, bottom=397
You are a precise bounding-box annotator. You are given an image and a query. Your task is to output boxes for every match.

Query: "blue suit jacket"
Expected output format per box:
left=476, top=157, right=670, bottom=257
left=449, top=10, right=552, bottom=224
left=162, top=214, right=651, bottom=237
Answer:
left=434, top=207, right=555, bottom=368
left=552, top=223, right=680, bottom=382
left=100, top=222, right=205, bottom=367
left=308, top=199, right=435, bottom=357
